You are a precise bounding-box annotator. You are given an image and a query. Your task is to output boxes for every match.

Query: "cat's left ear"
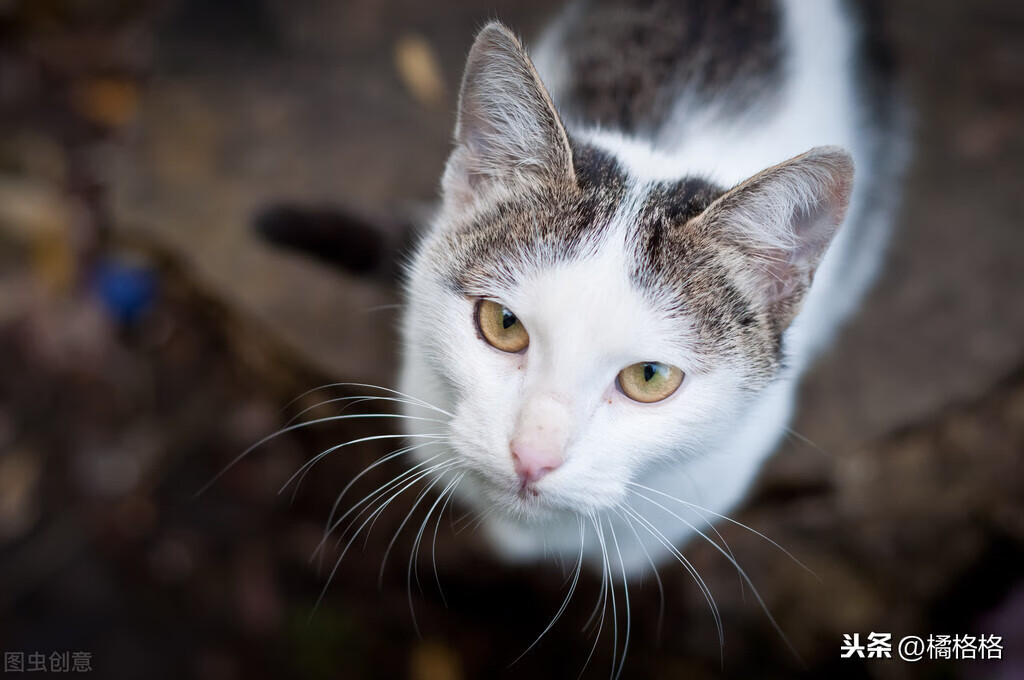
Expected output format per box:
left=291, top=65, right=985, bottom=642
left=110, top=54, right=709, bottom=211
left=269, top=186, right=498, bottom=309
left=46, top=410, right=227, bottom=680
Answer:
left=442, top=22, right=575, bottom=210
left=700, top=146, right=854, bottom=328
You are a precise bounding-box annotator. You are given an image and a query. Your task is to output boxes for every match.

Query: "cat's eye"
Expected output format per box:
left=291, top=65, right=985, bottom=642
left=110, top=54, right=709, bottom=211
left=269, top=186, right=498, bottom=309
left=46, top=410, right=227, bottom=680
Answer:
left=476, top=299, right=530, bottom=353
left=617, top=362, right=684, bottom=403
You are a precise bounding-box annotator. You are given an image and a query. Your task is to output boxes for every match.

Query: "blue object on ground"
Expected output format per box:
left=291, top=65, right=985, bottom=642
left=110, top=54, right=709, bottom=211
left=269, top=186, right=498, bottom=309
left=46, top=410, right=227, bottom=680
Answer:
left=92, top=257, right=159, bottom=325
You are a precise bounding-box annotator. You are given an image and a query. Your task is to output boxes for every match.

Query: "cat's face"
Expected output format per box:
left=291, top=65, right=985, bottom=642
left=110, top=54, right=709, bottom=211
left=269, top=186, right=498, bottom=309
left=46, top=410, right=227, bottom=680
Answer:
left=406, top=211, right=750, bottom=520
left=400, top=24, right=852, bottom=523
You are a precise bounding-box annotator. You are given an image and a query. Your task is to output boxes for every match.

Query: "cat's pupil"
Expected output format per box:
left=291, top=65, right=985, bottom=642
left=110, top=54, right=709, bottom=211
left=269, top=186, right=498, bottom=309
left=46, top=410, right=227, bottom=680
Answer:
left=502, top=309, right=517, bottom=329
left=643, top=363, right=656, bottom=382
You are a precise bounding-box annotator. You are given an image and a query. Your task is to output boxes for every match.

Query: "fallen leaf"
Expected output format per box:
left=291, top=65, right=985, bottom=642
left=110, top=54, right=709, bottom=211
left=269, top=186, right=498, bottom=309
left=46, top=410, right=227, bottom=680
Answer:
left=409, top=641, right=462, bottom=680
left=0, top=176, right=75, bottom=241
left=0, top=448, right=43, bottom=543
left=394, top=34, right=446, bottom=109
left=71, top=76, right=139, bottom=127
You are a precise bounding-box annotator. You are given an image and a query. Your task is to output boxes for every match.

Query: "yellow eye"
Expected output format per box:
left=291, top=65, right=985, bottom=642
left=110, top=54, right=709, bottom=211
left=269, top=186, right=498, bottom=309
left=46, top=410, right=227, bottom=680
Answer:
left=617, top=362, right=684, bottom=403
left=476, top=299, right=529, bottom=353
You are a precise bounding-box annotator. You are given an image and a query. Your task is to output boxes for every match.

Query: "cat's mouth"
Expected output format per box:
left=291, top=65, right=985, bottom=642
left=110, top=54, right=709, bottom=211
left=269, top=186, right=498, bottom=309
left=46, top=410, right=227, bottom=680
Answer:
left=463, top=468, right=566, bottom=519
left=517, top=477, right=542, bottom=498
left=504, top=473, right=580, bottom=518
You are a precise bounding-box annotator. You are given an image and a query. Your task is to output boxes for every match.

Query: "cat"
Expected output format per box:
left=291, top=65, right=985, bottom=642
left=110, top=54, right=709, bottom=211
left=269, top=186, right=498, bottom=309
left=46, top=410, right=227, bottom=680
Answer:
left=396, top=0, right=908, bottom=581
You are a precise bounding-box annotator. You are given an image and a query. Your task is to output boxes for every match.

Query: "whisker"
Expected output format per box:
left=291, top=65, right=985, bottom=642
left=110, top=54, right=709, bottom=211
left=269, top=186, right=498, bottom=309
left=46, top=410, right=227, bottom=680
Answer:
left=627, top=482, right=746, bottom=601
left=581, top=514, right=607, bottom=634
left=449, top=503, right=475, bottom=533
left=363, top=461, right=460, bottom=556
left=608, top=518, right=630, bottom=680
left=460, top=506, right=497, bottom=535
left=285, top=394, right=447, bottom=429
left=313, top=455, right=449, bottom=561
left=384, top=464, right=461, bottom=588
left=429, top=473, right=464, bottom=608
left=628, top=489, right=804, bottom=666
left=318, top=439, right=446, bottom=557
left=580, top=513, right=609, bottom=680
left=411, top=474, right=460, bottom=596
left=404, top=471, right=464, bottom=637
left=603, top=515, right=620, bottom=680
left=619, top=504, right=724, bottom=658
left=364, top=302, right=404, bottom=314
left=317, top=454, right=450, bottom=561
left=283, top=382, right=453, bottom=419
left=783, top=426, right=831, bottom=457
left=198, top=415, right=444, bottom=497
left=316, top=383, right=454, bottom=418
left=310, top=460, right=459, bottom=616
left=308, top=462, right=449, bottom=619
left=511, top=514, right=585, bottom=665
left=313, top=440, right=442, bottom=573
left=626, top=481, right=817, bottom=580
left=614, top=507, right=665, bottom=643
left=280, top=431, right=447, bottom=495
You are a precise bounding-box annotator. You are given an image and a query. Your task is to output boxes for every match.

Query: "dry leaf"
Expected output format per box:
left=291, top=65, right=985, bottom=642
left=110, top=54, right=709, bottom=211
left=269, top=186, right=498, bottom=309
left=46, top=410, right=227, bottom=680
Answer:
left=394, top=33, right=446, bottom=109
left=0, top=448, right=43, bottom=543
left=71, top=76, right=139, bottom=127
left=409, top=641, right=462, bottom=680
left=0, top=177, right=74, bottom=241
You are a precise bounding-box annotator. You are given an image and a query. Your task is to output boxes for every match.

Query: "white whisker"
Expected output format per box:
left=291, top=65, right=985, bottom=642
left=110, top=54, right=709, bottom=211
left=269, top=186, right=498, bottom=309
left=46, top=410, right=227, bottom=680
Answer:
left=283, top=382, right=453, bottom=419
left=429, top=473, right=464, bottom=608
left=343, top=462, right=455, bottom=552
left=312, top=456, right=449, bottom=561
left=310, top=479, right=425, bottom=618
left=318, top=439, right=446, bottom=558
left=284, top=394, right=448, bottom=429
left=198, top=416, right=444, bottom=498
left=580, top=513, right=609, bottom=679
left=281, top=431, right=447, bottom=496
left=628, top=488, right=804, bottom=665
left=614, top=507, right=665, bottom=642
left=608, top=518, right=630, bottom=680
left=783, top=426, right=831, bottom=457
left=403, top=472, right=464, bottom=636
left=302, top=382, right=454, bottom=418
left=511, top=514, right=585, bottom=665
left=626, top=481, right=817, bottom=580
left=619, top=504, right=724, bottom=658
left=309, top=460, right=460, bottom=617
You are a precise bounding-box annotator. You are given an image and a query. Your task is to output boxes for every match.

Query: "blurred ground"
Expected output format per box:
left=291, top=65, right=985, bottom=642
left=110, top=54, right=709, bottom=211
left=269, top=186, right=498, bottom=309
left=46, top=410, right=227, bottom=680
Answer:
left=0, top=1, right=1022, bottom=679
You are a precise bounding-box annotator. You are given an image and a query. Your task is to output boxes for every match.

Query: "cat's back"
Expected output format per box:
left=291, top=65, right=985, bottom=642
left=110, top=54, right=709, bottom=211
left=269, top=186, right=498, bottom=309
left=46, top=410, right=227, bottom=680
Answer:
left=540, top=0, right=784, bottom=138
left=533, top=0, right=899, bottom=187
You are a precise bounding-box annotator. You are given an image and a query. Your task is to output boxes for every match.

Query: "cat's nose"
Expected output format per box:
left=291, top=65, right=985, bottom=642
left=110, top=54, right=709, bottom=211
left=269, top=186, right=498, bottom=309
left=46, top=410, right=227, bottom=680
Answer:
left=510, top=440, right=563, bottom=486
left=510, top=392, right=570, bottom=487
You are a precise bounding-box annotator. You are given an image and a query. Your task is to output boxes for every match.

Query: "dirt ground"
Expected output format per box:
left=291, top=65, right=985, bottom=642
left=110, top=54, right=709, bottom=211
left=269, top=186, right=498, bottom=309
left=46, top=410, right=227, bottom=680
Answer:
left=0, top=1, right=1022, bottom=679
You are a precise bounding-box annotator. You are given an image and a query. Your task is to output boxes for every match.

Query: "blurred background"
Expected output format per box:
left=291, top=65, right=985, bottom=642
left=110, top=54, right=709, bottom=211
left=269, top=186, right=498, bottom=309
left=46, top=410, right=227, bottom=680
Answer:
left=0, top=0, right=1022, bottom=678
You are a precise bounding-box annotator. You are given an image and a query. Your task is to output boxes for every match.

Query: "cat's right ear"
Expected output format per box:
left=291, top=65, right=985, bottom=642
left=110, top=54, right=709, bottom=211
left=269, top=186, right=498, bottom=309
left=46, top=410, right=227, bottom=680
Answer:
left=442, top=22, right=575, bottom=211
left=699, top=146, right=855, bottom=331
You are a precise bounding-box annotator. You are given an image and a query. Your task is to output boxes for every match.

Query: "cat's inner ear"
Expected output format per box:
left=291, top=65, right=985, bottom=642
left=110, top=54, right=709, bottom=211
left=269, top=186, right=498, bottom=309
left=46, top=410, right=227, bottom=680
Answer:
left=701, top=146, right=855, bottom=329
left=443, top=22, right=575, bottom=208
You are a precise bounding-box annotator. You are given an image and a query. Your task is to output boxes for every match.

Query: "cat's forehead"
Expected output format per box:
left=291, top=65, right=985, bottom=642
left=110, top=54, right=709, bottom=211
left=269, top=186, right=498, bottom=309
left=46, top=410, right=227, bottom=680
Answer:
left=506, top=240, right=690, bottom=365
left=441, top=141, right=723, bottom=296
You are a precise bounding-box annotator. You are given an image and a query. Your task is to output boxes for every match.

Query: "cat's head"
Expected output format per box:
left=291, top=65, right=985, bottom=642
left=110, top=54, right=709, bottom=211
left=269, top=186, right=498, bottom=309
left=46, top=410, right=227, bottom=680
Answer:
left=401, top=23, right=852, bottom=521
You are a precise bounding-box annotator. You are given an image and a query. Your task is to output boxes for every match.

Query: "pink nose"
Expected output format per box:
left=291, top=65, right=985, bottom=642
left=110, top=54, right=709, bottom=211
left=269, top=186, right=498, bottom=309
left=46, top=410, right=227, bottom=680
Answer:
left=511, top=440, right=563, bottom=486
